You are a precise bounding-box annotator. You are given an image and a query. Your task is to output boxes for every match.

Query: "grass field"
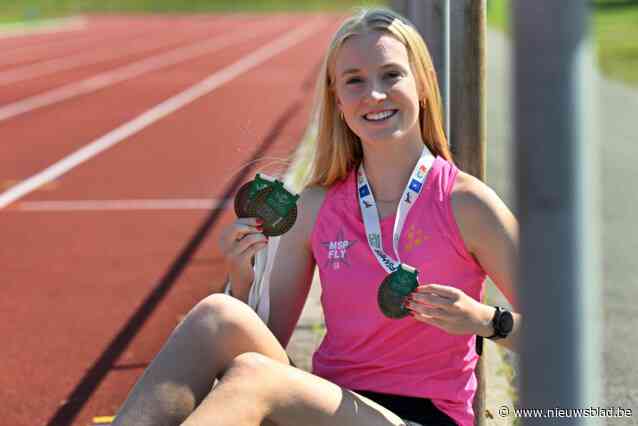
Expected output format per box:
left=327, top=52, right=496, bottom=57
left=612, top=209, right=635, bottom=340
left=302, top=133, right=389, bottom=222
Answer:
left=487, top=0, right=638, bottom=87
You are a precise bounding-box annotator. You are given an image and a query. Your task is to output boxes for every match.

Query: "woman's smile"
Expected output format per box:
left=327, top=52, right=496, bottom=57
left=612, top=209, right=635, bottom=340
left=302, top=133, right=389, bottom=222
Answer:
left=363, top=109, right=399, bottom=122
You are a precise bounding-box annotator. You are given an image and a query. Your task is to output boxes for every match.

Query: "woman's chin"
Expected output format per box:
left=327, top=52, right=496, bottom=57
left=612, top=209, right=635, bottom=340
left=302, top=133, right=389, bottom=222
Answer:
left=359, top=130, right=407, bottom=146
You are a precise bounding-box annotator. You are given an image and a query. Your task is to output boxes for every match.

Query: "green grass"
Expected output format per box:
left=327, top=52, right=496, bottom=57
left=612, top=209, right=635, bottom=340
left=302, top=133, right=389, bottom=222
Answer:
left=487, top=0, right=638, bottom=87
left=486, top=0, right=510, bottom=34
left=0, top=0, right=387, bottom=22
left=594, top=4, right=638, bottom=86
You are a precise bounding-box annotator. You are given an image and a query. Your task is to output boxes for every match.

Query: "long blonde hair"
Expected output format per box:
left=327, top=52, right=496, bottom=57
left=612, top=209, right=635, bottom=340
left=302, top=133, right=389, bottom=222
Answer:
left=305, top=7, right=453, bottom=188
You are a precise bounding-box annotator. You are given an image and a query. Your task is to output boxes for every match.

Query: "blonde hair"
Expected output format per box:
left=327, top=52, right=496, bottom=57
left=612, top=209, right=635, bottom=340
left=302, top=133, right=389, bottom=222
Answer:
left=305, top=7, right=453, bottom=188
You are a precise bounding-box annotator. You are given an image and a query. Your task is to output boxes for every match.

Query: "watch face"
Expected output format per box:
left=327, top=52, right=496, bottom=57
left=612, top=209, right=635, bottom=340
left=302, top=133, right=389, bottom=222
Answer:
left=498, top=310, right=514, bottom=334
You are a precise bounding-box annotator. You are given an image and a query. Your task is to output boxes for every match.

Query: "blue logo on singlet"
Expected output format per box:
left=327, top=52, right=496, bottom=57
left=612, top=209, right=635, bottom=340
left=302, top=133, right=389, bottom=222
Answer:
left=409, top=179, right=422, bottom=193
left=359, top=185, right=371, bottom=198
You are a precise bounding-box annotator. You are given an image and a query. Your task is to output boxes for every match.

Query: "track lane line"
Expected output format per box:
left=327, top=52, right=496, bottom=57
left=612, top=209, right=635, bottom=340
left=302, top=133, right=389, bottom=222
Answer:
left=0, top=19, right=324, bottom=210
left=0, top=22, right=158, bottom=67
left=0, top=20, right=282, bottom=120
left=0, top=16, right=259, bottom=84
left=8, top=198, right=230, bottom=211
left=45, top=94, right=307, bottom=426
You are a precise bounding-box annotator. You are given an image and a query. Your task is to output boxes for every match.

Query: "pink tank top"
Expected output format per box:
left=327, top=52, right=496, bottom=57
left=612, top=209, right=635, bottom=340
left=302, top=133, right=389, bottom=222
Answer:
left=310, top=156, right=486, bottom=426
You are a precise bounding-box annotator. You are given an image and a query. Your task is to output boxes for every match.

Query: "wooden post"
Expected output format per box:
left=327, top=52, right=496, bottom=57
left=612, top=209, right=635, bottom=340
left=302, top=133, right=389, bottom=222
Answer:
left=391, top=0, right=408, bottom=16
left=450, top=3, right=487, bottom=425
left=450, top=0, right=486, bottom=180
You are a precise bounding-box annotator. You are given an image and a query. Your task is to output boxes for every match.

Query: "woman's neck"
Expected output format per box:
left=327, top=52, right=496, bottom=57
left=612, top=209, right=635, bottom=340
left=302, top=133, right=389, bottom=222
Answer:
left=360, top=138, right=425, bottom=202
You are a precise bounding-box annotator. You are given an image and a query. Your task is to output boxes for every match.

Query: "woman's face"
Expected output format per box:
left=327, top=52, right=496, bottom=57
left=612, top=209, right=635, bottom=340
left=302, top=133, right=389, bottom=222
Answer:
left=333, top=31, right=422, bottom=146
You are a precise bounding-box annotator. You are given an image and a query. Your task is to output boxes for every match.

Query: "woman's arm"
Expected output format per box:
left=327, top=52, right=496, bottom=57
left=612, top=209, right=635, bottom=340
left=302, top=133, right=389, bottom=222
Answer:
left=451, top=171, right=520, bottom=352
left=266, top=186, right=326, bottom=348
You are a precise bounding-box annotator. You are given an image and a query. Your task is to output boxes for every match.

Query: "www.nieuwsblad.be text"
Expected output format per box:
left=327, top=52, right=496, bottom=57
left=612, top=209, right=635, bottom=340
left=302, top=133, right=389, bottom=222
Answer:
left=498, top=405, right=633, bottom=419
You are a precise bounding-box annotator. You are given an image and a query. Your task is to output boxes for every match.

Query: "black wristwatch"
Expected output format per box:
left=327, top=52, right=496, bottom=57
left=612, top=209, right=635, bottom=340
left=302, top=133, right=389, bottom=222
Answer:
left=486, top=306, right=514, bottom=340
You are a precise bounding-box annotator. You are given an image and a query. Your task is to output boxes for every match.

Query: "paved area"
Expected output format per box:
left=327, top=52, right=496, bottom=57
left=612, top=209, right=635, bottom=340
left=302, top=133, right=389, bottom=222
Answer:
left=286, top=28, right=638, bottom=425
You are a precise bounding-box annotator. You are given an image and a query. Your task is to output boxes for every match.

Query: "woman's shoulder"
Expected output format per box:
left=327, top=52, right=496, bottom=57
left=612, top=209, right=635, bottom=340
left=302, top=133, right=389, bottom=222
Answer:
left=293, top=185, right=329, bottom=243
left=450, top=170, right=501, bottom=213
left=450, top=170, right=514, bottom=255
left=298, top=185, right=328, bottom=215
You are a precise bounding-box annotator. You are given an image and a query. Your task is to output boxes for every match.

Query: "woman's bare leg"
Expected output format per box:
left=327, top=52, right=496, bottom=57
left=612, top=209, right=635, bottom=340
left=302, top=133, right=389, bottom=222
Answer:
left=182, top=352, right=411, bottom=426
left=112, top=294, right=290, bottom=426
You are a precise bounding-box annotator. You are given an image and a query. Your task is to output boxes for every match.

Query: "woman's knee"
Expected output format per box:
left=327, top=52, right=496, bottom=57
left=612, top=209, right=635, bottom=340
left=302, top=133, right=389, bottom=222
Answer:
left=186, top=293, right=252, bottom=336
left=224, top=352, right=272, bottom=380
left=185, top=294, right=288, bottom=365
left=215, top=353, right=280, bottom=403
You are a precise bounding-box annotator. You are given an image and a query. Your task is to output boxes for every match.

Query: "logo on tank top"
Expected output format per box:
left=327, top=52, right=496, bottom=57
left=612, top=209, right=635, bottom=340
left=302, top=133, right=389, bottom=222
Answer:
left=404, top=224, right=429, bottom=252
left=320, top=228, right=357, bottom=270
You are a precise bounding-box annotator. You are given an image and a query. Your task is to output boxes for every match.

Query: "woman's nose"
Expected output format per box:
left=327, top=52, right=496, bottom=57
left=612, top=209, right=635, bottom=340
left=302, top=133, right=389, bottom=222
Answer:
left=366, top=80, right=387, bottom=102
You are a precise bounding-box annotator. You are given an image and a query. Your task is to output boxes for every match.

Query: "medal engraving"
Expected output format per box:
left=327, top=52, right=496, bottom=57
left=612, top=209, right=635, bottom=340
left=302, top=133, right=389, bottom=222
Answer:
left=234, top=173, right=276, bottom=218
left=245, top=181, right=299, bottom=237
left=378, top=264, right=418, bottom=318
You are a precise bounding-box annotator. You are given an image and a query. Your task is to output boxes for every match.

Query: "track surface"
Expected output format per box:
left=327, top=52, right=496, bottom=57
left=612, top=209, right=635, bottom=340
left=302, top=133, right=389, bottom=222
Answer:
left=0, top=14, right=342, bottom=426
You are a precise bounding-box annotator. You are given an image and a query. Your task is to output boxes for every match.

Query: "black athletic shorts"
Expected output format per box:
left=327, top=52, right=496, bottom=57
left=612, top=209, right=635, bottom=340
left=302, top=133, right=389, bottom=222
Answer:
left=286, top=356, right=458, bottom=425
left=352, top=389, right=458, bottom=426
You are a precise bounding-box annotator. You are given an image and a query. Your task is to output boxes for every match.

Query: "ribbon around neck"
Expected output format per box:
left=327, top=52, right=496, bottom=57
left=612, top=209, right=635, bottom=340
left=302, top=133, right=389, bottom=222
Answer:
left=357, top=146, right=435, bottom=274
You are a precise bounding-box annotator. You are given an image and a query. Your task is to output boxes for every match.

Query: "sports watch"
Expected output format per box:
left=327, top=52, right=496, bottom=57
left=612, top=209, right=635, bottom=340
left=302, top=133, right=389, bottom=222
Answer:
left=487, top=306, right=514, bottom=340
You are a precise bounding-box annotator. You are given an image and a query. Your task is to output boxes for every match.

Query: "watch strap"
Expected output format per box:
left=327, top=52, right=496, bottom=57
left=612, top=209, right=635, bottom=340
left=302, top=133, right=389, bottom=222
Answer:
left=487, top=306, right=509, bottom=340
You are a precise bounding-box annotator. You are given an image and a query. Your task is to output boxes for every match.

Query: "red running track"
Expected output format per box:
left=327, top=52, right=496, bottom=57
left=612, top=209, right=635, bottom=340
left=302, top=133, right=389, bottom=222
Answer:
left=0, top=14, right=343, bottom=426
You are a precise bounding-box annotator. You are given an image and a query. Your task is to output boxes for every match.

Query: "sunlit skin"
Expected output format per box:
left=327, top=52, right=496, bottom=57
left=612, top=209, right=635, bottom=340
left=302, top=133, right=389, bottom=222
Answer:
left=334, top=31, right=423, bottom=150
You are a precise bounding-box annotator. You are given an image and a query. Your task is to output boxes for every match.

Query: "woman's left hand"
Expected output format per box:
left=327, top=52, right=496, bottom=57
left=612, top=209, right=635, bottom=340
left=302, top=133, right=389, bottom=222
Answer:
left=405, top=284, right=494, bottom=336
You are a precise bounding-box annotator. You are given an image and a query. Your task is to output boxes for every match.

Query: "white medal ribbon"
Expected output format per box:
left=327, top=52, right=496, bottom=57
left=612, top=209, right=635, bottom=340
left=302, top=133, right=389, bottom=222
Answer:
left=357, top=146, right=435, bottom=274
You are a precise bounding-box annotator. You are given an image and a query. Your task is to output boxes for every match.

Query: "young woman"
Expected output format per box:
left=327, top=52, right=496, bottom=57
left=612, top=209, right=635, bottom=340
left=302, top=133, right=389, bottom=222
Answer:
left=113, top=8, right=520, bottom=426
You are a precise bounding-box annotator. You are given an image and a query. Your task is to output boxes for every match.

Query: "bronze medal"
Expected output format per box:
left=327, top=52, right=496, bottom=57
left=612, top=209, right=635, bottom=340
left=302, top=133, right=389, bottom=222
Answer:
left=244, top=180, right=299, bottom=237
left=377, top=264, right=419, bottom=319
left=234, top=173, right=276, bottom=218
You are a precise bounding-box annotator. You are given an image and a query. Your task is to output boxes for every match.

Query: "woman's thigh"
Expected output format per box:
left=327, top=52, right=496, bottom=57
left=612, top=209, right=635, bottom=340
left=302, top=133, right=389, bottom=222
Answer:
left=199, top=293, right=291, bottom=371
left=113, top=294, right=292, bottom=426
left=228, top=353, right=411, bottom=426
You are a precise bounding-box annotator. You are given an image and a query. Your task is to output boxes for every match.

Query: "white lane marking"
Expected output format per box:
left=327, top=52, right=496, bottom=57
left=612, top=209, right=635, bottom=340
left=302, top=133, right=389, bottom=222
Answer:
left=0, top=19, right=324, bottom=210
left=0, top=21, right=257, bottom=86
left=8, top=198, right=230, bottom=211
left=0, top=17, right=87, bottom=40
left=0, top=22, right=279, bottom=121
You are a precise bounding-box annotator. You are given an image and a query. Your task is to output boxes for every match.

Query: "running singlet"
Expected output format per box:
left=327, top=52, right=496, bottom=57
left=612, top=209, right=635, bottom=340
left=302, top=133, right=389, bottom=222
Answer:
left=310, top=156, right=487, bottom=426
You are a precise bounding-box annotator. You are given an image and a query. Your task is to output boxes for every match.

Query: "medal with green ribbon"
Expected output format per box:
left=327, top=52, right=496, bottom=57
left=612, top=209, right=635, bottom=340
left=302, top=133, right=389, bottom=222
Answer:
left=234, top=173, right=276, bottom=218
left=378, top=264, right=419, bottom=318
left=357, top=147, right=435, bottom=319
left=235, top=174, right=299, bottom=237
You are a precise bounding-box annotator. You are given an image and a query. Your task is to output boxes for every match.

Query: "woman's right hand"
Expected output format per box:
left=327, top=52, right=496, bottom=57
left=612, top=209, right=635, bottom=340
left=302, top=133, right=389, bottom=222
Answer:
left=218, top=217, right=269, bottom=295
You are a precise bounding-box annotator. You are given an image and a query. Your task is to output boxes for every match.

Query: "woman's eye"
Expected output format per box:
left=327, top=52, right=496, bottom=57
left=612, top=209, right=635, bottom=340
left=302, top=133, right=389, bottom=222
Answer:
left=385, top=71, right=401, bottom=79
left=346, top=77, right=362, bottom=85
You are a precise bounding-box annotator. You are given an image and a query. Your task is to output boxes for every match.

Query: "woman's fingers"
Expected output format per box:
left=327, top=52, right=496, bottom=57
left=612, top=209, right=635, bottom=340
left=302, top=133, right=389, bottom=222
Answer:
left=234, top=238, right=268, bottom=266
left=229, top=232, right=268, bottom=258
left=219, top=217, right=263, bottom=254
left=230, top=218, right=263, bottom=244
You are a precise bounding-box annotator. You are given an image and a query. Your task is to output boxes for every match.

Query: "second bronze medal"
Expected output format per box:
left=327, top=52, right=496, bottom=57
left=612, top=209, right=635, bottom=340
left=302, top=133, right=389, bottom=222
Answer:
left=245, top=180, right=299, bottom=237
left=378, top=264, right=419, bottom=319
